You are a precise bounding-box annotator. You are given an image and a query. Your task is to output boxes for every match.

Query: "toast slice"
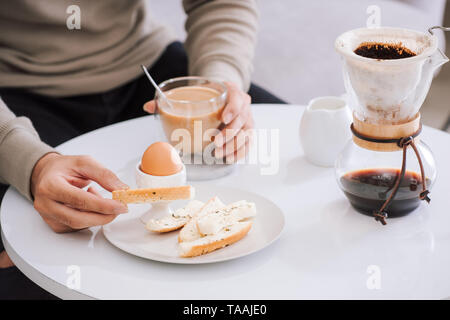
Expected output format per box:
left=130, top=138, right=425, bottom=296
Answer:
left=145, top=200, right=204, bottom=233
left=196, top=200, right=256, bottom=237
left=179, top=221, right=253, bottom=258
left=112, top=185, right=194, bottom=204
left=178, top=196, right=226, bottom=243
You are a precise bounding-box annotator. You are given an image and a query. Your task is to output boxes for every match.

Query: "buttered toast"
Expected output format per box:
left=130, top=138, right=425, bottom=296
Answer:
left=178, top=196, right=225, bottom=243
left=146, top=200, right=204, bottom=233
left=178, top=197, right=256, bottom=257
left=179, top=221, right=253, bottom=258
left=135, top=193, right=256, bottom=258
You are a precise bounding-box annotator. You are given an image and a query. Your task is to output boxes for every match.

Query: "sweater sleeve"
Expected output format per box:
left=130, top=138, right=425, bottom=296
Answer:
left=0, top=98, right=55, bottom=201
left=183, top=0, right=258, bottom=91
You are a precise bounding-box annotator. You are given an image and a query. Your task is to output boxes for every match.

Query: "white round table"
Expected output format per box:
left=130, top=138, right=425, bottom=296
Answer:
left=2, top=104, right=450, bottom=299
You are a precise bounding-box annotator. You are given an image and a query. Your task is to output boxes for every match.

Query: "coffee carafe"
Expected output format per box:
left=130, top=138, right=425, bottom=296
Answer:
left=334, top=27, right=448, bottom=225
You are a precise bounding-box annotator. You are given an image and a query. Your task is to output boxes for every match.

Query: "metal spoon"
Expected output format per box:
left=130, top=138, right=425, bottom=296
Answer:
left=140, top=64, right=174, bottom=110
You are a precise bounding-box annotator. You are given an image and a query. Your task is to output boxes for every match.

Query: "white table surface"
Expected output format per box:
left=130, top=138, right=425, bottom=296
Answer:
left=2, top=104, right=450, bottom=300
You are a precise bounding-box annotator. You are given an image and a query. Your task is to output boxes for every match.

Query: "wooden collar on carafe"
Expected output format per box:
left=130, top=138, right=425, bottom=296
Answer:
left=351, top=113, right=421, bottom=152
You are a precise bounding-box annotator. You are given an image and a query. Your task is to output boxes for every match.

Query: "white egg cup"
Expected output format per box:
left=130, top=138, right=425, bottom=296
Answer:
left=135, top=162, right=187, bottom=224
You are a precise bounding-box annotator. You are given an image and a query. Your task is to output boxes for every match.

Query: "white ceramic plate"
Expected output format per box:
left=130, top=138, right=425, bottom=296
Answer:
left=103, top=178, right=285, bottom=264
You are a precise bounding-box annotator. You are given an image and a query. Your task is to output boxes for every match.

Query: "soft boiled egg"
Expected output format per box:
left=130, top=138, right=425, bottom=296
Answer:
left=140, top=142, right=183, bottom=176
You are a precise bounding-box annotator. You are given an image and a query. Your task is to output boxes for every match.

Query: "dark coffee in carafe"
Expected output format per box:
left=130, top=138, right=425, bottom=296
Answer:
left=340, top=168, right=430, bottom=217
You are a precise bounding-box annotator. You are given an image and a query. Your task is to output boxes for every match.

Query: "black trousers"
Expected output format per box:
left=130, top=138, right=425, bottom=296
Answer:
left=0, top=41, right=285, bottom=299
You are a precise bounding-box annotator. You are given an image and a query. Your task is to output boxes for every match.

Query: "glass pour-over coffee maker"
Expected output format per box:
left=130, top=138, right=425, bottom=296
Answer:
left=334, top=27, right=449, bottom=225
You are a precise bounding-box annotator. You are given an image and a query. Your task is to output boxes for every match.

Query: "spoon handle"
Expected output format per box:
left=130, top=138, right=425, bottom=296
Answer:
left=141, top=65, right=174, bottom=110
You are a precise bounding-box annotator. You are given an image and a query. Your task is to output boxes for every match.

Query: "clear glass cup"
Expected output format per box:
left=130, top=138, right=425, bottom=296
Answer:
left=155, top=76, right=233, bottom=180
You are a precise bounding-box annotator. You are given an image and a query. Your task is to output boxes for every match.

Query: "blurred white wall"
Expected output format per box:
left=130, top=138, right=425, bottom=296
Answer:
left=147, top=0, right=446, bottom=105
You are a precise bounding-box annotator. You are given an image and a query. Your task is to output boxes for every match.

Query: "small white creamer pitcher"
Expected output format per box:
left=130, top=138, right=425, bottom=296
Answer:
left=299, top=96, right=352, bottom=167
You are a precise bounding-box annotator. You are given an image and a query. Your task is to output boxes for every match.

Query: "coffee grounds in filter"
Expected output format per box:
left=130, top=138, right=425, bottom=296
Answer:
left=354, top=42, right=416, bottom=59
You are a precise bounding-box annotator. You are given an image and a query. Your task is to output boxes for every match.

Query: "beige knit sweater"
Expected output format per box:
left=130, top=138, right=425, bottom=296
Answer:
left=0, top=0, right=258, bottom=200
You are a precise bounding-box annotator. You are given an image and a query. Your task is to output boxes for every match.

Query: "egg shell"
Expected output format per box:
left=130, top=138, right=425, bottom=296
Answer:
left=141, top=142, right=183, bottom=176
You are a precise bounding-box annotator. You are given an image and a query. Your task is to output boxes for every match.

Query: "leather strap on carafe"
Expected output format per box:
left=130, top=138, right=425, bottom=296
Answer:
left=350, top=114, right=430, bottom=225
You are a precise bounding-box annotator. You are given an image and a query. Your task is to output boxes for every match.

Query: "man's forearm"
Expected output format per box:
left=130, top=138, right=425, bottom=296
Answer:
left=0, top=98, right=55, bottom=201
left=183, top=0, right=258, bottom=91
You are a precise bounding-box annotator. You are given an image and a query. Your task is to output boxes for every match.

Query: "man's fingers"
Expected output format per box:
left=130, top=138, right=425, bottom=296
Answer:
left=40, top=214, right=75, bottom=233
left=226, top=140, right=250, bottom=164
left=37, top=199, right=118, bottom=230
left=75, top=156, right=129, bottom=192
left=215, top=128, right=252, bottom=158
left=47, top=178, right=128, bottom=215
left=67, top=176, right=91, bottom=189
left=87, top=186, right=102, bottom=197
left=143, top=100, right=157, bottom=114
left=221, top=82, right=246, bottom=125
left=215, top=105, right=251, bottom=147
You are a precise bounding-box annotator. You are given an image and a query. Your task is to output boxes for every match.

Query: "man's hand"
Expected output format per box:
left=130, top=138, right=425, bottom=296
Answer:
left=143, top=82, right=254, bottom=162
left=31, top=153, right=129, bottom=233
left=0, top=250, right=14, bottom=269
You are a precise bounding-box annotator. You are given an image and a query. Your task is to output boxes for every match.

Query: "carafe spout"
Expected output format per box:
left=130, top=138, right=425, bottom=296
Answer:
left=428, top=26, right=450, bottom=70
left=431, top=48, right=449, bottom=71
